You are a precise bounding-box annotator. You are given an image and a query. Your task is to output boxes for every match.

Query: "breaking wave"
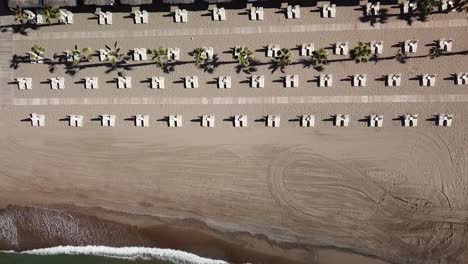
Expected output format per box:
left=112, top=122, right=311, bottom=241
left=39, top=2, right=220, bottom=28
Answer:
left=11, top=245, right=229, bottom=264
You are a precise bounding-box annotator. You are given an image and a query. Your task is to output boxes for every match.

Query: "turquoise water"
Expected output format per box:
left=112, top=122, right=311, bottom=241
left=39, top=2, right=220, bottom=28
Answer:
left=0, top=253, right=173, bottom=264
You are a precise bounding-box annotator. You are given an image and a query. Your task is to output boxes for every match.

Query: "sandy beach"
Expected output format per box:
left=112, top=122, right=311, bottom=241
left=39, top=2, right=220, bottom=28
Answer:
left=1, top=2, right=468, bottom=264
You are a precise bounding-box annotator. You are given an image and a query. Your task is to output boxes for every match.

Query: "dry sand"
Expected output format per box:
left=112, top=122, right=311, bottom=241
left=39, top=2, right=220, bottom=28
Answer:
left=1, top=4, right=468, bottom=264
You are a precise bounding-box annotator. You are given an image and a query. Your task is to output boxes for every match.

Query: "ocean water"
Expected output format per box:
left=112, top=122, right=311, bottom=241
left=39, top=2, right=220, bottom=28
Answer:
left=0, top=253, right=173, bottom=264
left=0, top=246, right=229, bottom=264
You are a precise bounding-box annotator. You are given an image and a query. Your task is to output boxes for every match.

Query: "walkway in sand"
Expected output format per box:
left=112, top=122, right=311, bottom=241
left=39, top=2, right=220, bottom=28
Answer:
left=12, top=93, right=468, bottom=105
left=11, top=18, right=468, bottom=40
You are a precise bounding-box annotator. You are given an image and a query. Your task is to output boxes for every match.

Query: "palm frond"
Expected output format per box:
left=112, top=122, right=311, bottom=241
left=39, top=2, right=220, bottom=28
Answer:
left=237, top=46, right=255, bottom=67
left=350, top=42, right=372, bottom=63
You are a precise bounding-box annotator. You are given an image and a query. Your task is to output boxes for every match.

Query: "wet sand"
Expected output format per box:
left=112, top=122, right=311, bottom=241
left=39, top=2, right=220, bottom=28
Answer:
left=0, top=205, right=391, bottom=264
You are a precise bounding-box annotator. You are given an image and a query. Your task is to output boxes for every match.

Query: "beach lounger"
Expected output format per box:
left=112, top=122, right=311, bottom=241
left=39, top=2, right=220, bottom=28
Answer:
left=65, top=50, right=72, bottom=62
left=286, top=5, right=300, bottom=19
left=322, top=4, right=336, bottom=18
left=421, top=74, right=436, bottom=87
left=403, top=114, right=417, bottom=127
left=133, top=48, right=147, bottom=61
left=218, top=76, right=231, bottom=89
left=202, top=47, right=214, bottom=60
left=402, top=1, right=417, bottom=14
left=117, top=76, right=132, bottom=89
left=133, top=10, right=142, bottom=24
left=98, top=11, right=105, bottom=25
left=352, top=74, right=367, bottom=87
left=440, top=0, right=455, bottom=12
left=98, top=11, right=112, bottom=25
left=334, top=42, right=348, bottom=55
left=17, top=77, right=32, bottom=90
left=106, top=12, right=112, bottom=24
left=437, top=114, right=453, bottom=127
left=366, top=2, right=380, bottom=16
left=185, top=76, right=199, bottom=89
left=69, top=115, right=83, bottom=127
left=250, top=6, right=264, bottom=21
left=174, top=9, right=188, bottom=23
left=142, top=10, right=148, bottom=24
left=267, top=44, right=281, bottom=58
left=135, top=115, right=149, bottom=127
left=266, top=115, right=280, bottom=127
left=456, top=73, right=468, bottom=85
left=250, top=75, right=265, bottom=88
left=59, top=10, right=73, bottom=24
left=66, top=11, right=74, bottom=24
left=386, top=74, right=402, bottom=87
left=101, top=115, right=116, bottom=127
left=99, top=49, right=108, bottom=61
left=65, top=50, right=75, bottom=63
left=438, top=38, right=453, bottom=52
left=284, top=75, right=299, bottom=88
left=85, top=77, right=98, bottom=89
left=202, top=115, right=215, bottom=127
left=334, top=114, right=349, bottom=127
left=169, top=115, right=182, bottom=127
left=30, top=113, right=45, bottom=127
left=24, top=10, right=36, bottom=23
left=369, top=115, right=383, bottom=127
left=212, top=6, right=226, bottom=21
left=403, top=40, right=418, bottom=53
left=29, top=53, right=43, bottom=64
left=234, top=115, right=247, bottom=127
left=167, top=48, right=180, bottom=61
left=301, top=43, right=314, bottom=56
left=371, top=41, right=383, bottom=54
left=35, top=13, right=43, bottom=24
left=151, top=77, right=165, bottom=89
left=319, top=74, right=333, bottom=87
left=301, top=115, right=315, bottom=127
left=50, top=77, right=65, bottom=90
left=233, top=46, right=241, bottom=58
left=133, top=10, right=149, bottom=24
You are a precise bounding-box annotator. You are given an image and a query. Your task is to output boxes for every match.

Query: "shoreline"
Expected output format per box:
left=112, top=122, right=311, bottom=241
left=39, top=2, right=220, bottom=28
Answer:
left=0, top=205, right=392, bottom=264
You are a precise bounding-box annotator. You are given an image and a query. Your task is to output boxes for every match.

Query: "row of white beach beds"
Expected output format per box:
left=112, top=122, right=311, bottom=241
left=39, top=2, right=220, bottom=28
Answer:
left=26, top=40, right=454, bottom=69
left=15, top=72, right=468, bottom=90
left=27, top=113, right=453, bottom=128
left=101, top=40, right=452, bottom=61
left=28, top=39, right=454, bottom=66
left=22, top=1, right=459, bottom=26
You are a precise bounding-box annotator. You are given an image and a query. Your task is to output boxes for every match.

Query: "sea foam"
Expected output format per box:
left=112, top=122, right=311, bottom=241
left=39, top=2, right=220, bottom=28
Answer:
left=18, top=245, right=229, bottom=264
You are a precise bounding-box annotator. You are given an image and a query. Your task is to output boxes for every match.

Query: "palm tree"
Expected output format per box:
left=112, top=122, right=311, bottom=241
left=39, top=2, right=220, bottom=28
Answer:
left=237, top=46, right=255, bottom=67
left=395, top=50, right=408, bottom=63
left=276, top=48, right=293, bottom=69
left=312, top=48, right=328, bottom=66
left=189, top=48, right=209, bottom=67
left=417, top=0, right=438, bottom=17
left=350, top=42, right=372, bottom=63
left=41, top=5, right=61, bottom=23
left=147, top=47, right=170, bottom=68
left=429, top=46, right=444, bottom=59
left=67, top=45, right=93, bottom=65
left=104, top=42, right=127, bottom=66
left=458, top=0, right=468, bottom=13
left=10, top=5, right=29, bottom=24
left=29, top=45, right=46, bottom=62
